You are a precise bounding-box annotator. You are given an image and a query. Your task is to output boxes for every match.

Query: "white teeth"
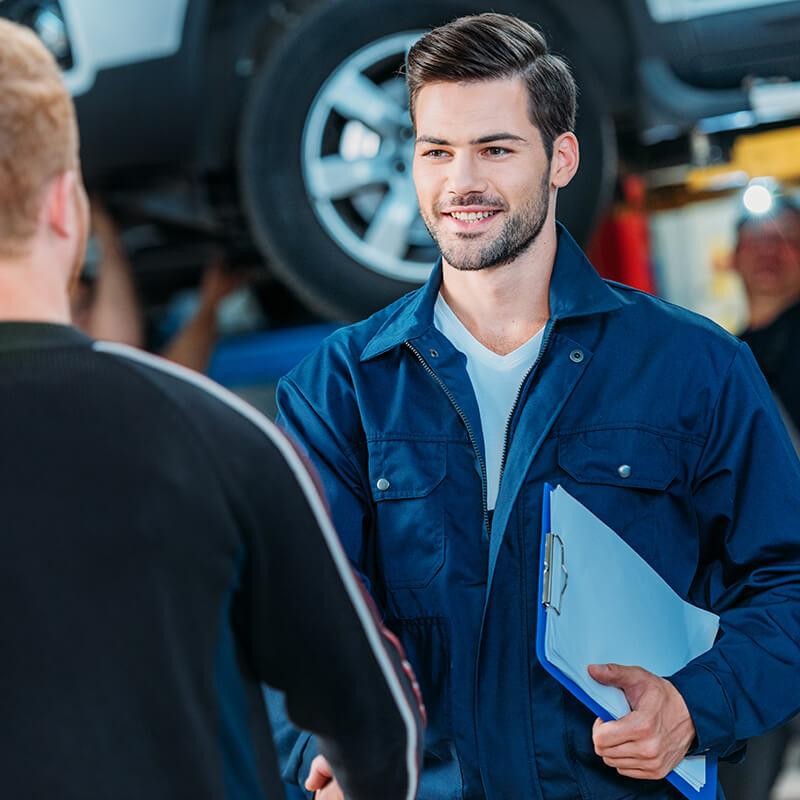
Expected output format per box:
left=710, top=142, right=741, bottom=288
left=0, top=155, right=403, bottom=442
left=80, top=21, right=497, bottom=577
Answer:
left=450, top=210, right=497, bottom=222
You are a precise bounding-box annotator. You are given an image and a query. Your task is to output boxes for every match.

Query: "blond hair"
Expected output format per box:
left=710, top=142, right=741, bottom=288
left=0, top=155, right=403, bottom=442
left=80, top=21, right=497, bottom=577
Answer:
left=0, top=19, right=79, bottom=257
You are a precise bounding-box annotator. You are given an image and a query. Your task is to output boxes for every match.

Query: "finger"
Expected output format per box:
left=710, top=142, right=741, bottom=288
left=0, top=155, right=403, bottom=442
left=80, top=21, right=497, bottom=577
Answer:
left=588, top=663, right=646, bottom=689
left=592, top=712, right=649, bottom=749
left=316, top=780, right=345, bottom=800
left=601, top=754, right=662, bottom=771
left=304, top=756, right=333, bottom=791
left=310, top=755, right=333, bottom=778
left=595, top=737, right=661, bottom=759
left=594, top=717, right=661, bottom=757
left=616, top=765, right=670, bottom=780
left=305, top=772, right=331, bottom=792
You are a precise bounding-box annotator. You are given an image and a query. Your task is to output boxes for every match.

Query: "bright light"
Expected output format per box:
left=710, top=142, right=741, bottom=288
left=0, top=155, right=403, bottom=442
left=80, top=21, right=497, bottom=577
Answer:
left=743, top=184, right=774, bottom=215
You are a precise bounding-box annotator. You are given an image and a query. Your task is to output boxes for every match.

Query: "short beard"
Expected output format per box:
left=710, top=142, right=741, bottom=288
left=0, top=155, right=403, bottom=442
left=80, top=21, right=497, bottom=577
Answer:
left=423, top=171, right=551, bottom=272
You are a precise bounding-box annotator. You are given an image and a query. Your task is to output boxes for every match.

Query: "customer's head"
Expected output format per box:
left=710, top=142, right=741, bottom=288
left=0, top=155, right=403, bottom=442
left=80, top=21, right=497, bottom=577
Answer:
left=406, top=13, right=579, bottom=272
left=734, top=198, right=800, bottom=306
left=0, top=19, right=88, bottom=283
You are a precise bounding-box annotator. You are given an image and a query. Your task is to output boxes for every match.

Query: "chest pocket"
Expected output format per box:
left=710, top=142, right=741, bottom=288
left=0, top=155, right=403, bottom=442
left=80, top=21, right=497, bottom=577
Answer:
left=558, top=427, right=676, bottom=489
left=557, top=427, right=678, bottom=567
left=368, top=439, right=446, bottom=588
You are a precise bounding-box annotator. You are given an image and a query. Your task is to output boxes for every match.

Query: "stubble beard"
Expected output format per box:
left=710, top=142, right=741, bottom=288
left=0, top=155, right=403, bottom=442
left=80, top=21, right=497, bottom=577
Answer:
left=422, top=171, right=551, bottom=272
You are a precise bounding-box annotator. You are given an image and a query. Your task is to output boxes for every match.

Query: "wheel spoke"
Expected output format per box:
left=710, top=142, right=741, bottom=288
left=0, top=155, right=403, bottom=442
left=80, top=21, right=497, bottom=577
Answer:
left=327, top=70, right=409, bottom=136
left=306, top=155, right=392, bottom=200
left=364, top=182, right=419, bottom=258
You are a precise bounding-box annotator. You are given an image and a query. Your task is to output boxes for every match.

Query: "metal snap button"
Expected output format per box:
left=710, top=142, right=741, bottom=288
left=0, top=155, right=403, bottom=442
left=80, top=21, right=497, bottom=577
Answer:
left=376, top=477, right=391, bottom=491
left=617, top=464, right=632, bottom=479
left=569, top=349, right=584, bottom=363
left=429, top=348, right=439, bottom=358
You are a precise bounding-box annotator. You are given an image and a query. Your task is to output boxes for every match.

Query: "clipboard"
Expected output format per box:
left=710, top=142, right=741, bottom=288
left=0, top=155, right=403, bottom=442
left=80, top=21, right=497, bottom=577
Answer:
left=535, top=483, right=718, bottom=800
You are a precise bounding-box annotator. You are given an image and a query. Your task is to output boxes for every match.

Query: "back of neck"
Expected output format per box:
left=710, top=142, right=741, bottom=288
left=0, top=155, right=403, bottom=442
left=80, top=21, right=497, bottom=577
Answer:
left=0, top=261, right=71, bottom=324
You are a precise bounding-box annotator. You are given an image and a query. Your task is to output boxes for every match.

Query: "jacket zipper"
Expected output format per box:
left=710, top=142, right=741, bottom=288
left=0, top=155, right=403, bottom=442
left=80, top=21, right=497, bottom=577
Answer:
left=497, top=319, right=556, bottom=487
left=404, top=341, right=490, bottom=535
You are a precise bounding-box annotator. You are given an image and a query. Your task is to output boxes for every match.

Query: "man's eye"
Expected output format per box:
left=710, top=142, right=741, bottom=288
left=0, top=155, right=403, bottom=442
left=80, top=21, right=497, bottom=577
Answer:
left=484, top=147, right=509, bottom=156
left=422, top=149, right=449, bottom=159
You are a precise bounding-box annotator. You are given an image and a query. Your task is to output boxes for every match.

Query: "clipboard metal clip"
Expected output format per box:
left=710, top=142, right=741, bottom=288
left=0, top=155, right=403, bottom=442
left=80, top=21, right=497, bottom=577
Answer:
left=542, top=532, right=568, bottom=615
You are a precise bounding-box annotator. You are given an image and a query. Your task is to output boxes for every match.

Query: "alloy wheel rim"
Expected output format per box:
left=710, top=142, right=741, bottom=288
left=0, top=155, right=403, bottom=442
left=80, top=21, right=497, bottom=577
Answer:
left=301, top=31, right=437, bottom=283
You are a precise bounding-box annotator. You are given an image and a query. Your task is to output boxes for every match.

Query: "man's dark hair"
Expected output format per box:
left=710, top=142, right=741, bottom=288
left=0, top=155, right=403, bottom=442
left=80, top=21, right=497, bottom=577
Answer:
left=405, top=13, right=577, bottom=159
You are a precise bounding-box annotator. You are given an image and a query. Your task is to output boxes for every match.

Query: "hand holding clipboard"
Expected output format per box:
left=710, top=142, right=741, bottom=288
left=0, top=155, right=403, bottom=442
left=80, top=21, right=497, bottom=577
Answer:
left=537, top=485, right=720, bottom=799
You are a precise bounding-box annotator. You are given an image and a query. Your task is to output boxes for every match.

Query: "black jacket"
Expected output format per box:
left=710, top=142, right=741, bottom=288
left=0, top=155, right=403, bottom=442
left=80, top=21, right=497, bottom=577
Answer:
left=0, top=322, right=422, bottom=800
left=741, top=299, right=800, bottom=434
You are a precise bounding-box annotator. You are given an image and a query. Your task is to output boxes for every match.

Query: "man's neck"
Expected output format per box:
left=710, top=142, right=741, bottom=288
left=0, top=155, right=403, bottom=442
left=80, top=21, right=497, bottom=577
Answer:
left=440, top=224, right=555, bottom=356
left=0, top=259, right=71, bottom=324
left=747, top=290, right=800, bottom=330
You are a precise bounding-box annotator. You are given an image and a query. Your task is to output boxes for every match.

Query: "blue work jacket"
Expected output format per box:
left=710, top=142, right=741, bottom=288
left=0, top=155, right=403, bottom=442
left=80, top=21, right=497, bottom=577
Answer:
left=270, top=225, right=800, bottom=800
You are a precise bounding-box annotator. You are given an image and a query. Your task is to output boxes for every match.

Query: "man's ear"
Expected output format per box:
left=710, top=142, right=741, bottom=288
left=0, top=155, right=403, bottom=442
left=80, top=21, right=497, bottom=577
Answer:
left=44, top=170, right=79, bottom=239
left=550, top=132, right=580, bottom=189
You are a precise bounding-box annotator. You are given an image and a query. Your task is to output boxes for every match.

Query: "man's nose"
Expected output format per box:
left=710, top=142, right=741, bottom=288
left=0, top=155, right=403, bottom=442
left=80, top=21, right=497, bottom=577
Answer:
left=447, top=153, right=488, bottom=197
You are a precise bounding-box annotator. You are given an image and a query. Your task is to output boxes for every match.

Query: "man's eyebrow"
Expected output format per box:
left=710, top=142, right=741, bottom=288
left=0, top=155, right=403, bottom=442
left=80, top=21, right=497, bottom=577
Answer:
left=415, top=133, right=528, bottom=145
left=471, top=132, right=528, bottom=145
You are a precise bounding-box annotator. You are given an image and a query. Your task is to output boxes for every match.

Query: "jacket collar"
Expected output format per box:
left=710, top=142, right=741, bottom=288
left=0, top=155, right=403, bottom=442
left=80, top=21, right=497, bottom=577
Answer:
left=0, top=321, right=91, bottom=354
left=360, top=222, right=623, bottom=362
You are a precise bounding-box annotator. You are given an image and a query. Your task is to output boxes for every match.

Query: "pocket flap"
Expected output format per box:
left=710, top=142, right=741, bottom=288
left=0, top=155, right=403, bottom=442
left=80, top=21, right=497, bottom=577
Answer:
left=558, top=428, right=676, bottom=490
left=369, top=440, right=447, bottom=500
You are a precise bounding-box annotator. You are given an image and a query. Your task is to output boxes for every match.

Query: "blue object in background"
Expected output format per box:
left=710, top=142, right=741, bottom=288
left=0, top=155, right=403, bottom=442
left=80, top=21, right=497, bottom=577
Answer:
left=209, top=323, right=339, bottom=388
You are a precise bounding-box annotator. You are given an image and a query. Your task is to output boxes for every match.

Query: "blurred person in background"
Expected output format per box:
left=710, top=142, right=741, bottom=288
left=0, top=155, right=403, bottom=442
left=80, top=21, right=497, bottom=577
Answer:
left=734, top=196, right=800, bottom=441
left=71, top=200, right=144, bottom=347
left=72, top=199, right=242, bottom=372
left=719, top=197, right=800, bottom=800
left=0, top=18, right=424, bottom=800
left=161, top=254, right=244, bottom=371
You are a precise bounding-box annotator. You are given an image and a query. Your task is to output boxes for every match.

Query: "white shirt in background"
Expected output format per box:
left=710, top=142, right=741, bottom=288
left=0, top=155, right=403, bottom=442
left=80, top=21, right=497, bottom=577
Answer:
left=433, top=294, right=544, bottom=510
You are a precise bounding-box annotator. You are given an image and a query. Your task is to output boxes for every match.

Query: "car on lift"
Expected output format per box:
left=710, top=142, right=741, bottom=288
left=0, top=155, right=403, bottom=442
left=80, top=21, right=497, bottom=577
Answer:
left=2, top=0, right=800, bottom=320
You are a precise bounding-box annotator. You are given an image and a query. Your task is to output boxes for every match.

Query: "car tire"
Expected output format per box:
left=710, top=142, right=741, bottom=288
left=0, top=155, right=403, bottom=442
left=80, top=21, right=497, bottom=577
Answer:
left=238, top=0, right=616, bottom=321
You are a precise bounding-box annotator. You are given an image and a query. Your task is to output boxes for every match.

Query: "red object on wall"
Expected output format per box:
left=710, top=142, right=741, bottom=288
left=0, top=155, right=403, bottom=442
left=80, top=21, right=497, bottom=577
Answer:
left=587, top=175, right=656, bottom=294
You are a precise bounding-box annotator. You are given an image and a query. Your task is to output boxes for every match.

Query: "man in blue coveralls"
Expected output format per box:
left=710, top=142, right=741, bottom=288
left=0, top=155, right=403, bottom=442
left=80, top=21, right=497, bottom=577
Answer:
left=269, top=13, right=800, bottom=800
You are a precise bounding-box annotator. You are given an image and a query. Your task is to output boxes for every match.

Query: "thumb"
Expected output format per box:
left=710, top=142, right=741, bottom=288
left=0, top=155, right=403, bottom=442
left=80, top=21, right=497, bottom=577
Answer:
left=304, top=755, right=333, bottom=792
left=588, top=663, right=642, bottom=689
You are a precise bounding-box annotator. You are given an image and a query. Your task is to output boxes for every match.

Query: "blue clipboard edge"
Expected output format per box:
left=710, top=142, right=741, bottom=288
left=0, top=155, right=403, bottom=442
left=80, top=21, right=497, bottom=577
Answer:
left=535, top=484, right=718, bottom=800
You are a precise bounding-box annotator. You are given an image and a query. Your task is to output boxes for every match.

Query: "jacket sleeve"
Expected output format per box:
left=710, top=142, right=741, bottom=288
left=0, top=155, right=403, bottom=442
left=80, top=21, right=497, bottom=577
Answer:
left=240, top=396, right=423, bottom=800
left=263, top=373, right=389, bottom=793
left=668, top=342, right=800, bottom=758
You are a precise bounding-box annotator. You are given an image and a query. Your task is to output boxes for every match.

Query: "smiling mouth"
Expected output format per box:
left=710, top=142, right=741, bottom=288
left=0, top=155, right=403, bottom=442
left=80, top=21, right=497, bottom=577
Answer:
left=446, top=210, right=500, bottom=223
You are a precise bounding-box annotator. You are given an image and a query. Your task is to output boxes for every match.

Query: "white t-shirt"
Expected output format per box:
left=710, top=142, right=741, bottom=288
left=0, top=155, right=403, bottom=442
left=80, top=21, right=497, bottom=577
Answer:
left=433, top=294, right=544, bottom=510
